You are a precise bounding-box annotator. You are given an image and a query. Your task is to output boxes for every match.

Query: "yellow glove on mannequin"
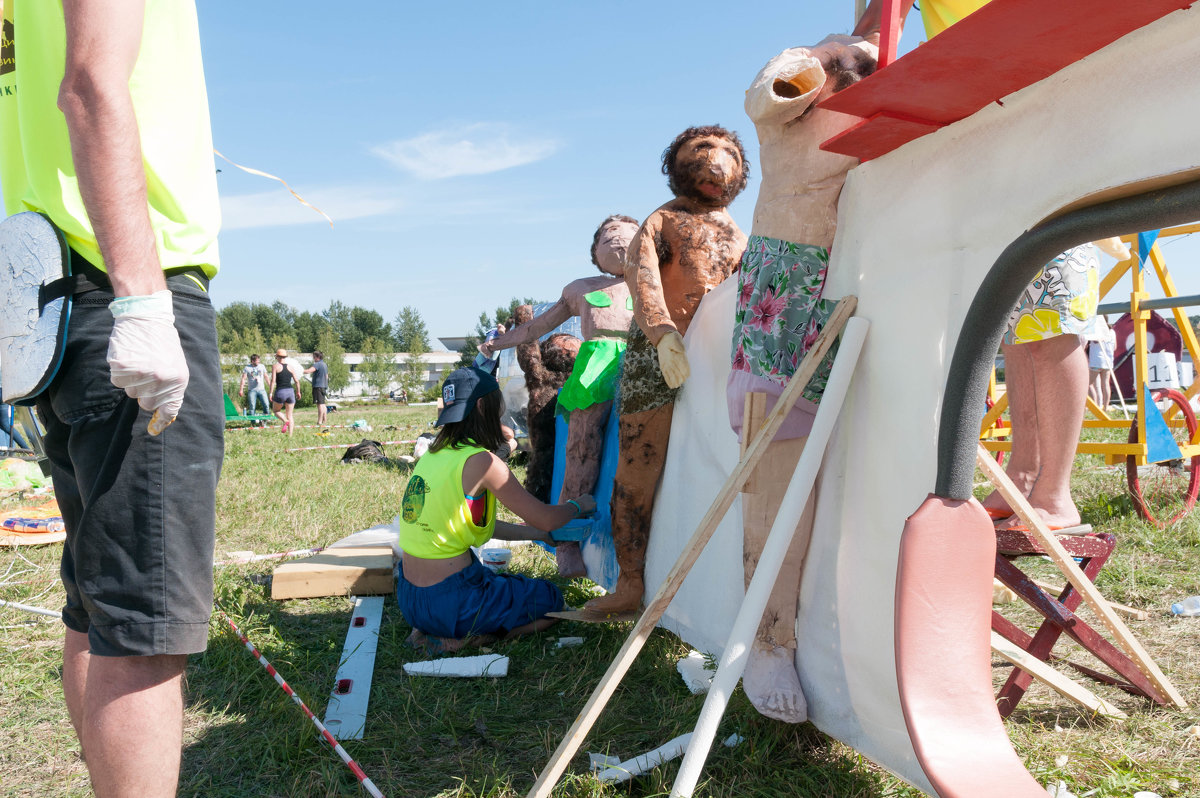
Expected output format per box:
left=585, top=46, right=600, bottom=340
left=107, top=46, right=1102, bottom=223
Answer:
left=656, top=330, right=690, bottom=389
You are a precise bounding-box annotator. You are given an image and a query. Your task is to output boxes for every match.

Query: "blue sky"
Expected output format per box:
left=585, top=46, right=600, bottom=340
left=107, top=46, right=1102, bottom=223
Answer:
left=197, top=3, right=1200, bottom=343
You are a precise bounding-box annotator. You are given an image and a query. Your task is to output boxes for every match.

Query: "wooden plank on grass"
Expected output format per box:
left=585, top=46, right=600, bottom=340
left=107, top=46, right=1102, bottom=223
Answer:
left=271, top=546, right=395, bottom=600
left=990, top=631, right=1126, bottom=720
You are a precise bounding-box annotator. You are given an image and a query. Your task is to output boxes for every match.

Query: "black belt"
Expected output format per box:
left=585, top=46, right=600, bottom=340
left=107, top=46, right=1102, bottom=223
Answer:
left=38, top=257, right=209, bottom=311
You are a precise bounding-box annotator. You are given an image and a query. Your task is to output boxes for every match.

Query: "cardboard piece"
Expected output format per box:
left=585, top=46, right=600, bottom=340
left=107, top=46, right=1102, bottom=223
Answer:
left=270, top=546, right=395, bottom=600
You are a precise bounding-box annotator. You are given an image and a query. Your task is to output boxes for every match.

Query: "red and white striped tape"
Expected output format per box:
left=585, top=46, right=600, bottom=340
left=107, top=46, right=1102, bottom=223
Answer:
left=217, top=610, right=387, bottom=798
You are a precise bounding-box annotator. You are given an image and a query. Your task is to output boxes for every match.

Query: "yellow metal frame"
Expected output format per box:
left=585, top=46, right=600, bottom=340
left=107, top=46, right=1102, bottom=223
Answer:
left=979, top=225, right=1200, bottom=466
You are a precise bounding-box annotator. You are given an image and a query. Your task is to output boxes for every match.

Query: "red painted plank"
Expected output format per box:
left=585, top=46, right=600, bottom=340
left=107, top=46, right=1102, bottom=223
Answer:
left=821, top=112, right=944, bottom=160
left=819, top=0, right=1193, bottom=159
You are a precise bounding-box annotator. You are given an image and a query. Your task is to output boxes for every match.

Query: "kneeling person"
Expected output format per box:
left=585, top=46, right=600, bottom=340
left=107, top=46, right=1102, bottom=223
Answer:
left=397, top=366, right=595, bottom=647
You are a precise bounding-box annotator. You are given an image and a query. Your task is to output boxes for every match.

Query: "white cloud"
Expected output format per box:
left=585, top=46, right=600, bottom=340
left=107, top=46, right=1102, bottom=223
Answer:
left=219, top=186, right=402, bottom=230
left=372, top=123, right=560, bottom=180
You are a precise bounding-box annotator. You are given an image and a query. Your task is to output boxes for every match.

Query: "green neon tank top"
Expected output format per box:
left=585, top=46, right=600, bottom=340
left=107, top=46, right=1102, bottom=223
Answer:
left=398, top=445, right=496, bottom=559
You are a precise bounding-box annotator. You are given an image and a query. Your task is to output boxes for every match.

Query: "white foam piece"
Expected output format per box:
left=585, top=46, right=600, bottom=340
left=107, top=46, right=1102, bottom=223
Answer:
left=555, top=637, right=584, bottom=648
left=402, top=654, right=509, bottom=678
left=676, top=651, right=714, bottom=695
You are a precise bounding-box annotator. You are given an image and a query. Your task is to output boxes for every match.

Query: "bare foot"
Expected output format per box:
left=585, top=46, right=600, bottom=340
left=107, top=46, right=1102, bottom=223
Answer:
left=742, top=644, right=807, bottom=723
left=555, top=542, right=587, bottom=578
left=584, top=574, right=643, bottom=614
left=995, top=505, right=1081, bottom=530
left=405, top=628, right=496, bottom=653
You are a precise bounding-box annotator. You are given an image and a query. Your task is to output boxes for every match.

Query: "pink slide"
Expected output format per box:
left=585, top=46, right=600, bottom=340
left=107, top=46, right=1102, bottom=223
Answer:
left=894, top=495, right=1047, bottom=797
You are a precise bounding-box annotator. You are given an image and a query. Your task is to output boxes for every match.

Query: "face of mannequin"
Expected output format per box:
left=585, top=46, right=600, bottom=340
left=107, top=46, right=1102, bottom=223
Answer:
left=594, top=221, right=639, bottom=277
left=670, top=134, right=747, bottom=209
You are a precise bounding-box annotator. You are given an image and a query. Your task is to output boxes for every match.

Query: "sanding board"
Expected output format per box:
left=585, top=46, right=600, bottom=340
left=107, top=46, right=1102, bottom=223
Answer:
left=271, top=546, right=394, bottom=600
left=323, top=596, right=384, bottom=740
left=546, top=608, right=641, bottom=624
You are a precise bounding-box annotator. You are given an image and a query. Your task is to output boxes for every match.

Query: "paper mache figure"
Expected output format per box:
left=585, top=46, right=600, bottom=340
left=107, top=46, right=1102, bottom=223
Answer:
left=480, top=215, right=641, bottom=576
left=585, top=126, right=750, bottom=613
left=501, top=304, right=580, bottom=507
left=728, top=36, right=879, bottom=723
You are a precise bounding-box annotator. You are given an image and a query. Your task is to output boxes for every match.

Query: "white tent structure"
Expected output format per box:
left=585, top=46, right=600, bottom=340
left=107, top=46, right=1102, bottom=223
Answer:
left=639, top=5, right=1200, bottom=795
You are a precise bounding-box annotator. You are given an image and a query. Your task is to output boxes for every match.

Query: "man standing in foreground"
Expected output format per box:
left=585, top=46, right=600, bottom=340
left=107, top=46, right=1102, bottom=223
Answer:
left=305, top=349, right=330, bottom=426
left=0, top=2, right=223, bottom=796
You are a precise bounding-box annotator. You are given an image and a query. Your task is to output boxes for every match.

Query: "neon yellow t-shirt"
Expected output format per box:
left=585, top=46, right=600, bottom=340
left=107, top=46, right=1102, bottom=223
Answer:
left=921, top=0, right=992, bottom=39
left=0, top=1, right=221, bottom=276
left=399, top=445, right=497, bottom=559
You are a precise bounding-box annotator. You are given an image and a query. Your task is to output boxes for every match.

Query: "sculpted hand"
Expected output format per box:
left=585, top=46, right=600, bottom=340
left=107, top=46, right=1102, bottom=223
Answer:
left=107, top=290, right=188, bottom=436
left=477, top=341, right=494, bottom=357
left=656, top=331, right=690, bottom=389
left=571, top=494, right=597, bottom=517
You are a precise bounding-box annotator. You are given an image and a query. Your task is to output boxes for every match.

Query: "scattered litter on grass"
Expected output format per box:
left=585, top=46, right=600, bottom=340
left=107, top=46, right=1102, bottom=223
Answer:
left=403, top=654, right=509, bottom=678
left=677, top=650, right=715, bottom=695
left=1045, top=780, right=1077, bottom=798
left=591, top=731, right=743, bottom=783
left=589, top=752, right=621, bottom=770
left=1132, top=792, right=1163, bottom=798
left=1054, top=754, right=1069, bottom=767
left=722, top=733, right=744, bottom=747
left=555, top=636, right=584, bottom=648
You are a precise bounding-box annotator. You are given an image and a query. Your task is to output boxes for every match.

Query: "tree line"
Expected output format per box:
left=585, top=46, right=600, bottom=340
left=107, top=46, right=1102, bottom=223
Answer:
left=216, top=297, right=543, bottom=401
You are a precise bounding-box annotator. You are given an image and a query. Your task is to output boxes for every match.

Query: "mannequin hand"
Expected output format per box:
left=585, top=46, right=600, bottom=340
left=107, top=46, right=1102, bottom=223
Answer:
left=107, top=290, right=188, bottom=436
left=656, top=331, right=690, bottom=388
left=571, top=494, right=597, bottom=517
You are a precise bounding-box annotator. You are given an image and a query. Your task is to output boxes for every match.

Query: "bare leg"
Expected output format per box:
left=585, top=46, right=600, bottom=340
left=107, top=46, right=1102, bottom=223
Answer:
left=1006, top=334, right=1087, bottom=527
left=285, top=404, right=295, bottom=436
left=585, top=403, right=674, bottom=613
left=316, top=402, right=327, bottom=426
left=63, top=629, right=90, bottom=752
left=740, top=434, right=814, bottom=723
left=502, top=617, right=559, bottom=640
left=982, top=341, right=1038, bottom=514
left=556, top=401, right=613, bottom=578
left=73, top=645, right=187, bottom=798
left=272, top=400, right=286, bottom=427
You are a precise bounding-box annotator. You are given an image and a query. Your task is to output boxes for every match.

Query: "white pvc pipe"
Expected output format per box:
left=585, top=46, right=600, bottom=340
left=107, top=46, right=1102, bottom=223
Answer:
left=670, top=317, right=869, bottom=798
left=0, top=599, right=62, bottom=618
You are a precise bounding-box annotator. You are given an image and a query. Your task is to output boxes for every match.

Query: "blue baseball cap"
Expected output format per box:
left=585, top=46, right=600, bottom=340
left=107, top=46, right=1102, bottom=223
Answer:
left=435, top=366, right=500, bottom=426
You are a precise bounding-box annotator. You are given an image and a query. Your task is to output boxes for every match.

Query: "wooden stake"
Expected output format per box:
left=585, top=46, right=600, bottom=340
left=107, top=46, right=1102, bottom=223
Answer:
left=975, top=446, right=1186, bottom=708
left=524, top=296, right=858, bottom=798
left=990, top=631, right=1126, bottom=720
left=1030, top=578, right=1149, bottom=621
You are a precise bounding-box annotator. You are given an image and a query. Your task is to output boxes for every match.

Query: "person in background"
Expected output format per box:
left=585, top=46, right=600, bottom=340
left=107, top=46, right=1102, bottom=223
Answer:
left=304, top=350, right=329, bottom=427
left=397, top=366, right=595, bottom=651
left=269, top=348, right=303, bottom=435
left=0, top=2, right=224, bottom=795
left=239, top=354, right=269, bottom=417
left=1086, top=316, right=1117, bottom=410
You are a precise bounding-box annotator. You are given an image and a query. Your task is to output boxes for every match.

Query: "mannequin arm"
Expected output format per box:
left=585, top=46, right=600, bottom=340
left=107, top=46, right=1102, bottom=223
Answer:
left=481, top=297, right=571, bottom=356
left=625, top=214, right=677, bottom=344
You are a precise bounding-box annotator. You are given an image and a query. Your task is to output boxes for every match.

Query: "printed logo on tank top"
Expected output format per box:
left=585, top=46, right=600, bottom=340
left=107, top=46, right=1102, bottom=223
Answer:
left=402, top=475, right=431, bottom=523
left=1, top=9, right=14, bottom=77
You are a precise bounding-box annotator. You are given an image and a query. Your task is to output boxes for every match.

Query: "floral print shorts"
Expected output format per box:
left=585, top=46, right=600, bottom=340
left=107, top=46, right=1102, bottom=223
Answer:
left=1004, top=244, right=1100, bottom=346
left=730, top=236, right=836, bottom=404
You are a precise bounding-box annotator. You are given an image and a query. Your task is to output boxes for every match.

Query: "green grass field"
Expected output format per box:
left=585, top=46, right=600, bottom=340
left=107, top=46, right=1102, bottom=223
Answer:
left=2, top=403, right=1199, bottom=797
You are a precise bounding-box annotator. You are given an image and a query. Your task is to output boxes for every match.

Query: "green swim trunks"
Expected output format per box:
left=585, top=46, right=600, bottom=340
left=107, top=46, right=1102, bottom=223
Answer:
left=557, top=338, right=626, bottom=416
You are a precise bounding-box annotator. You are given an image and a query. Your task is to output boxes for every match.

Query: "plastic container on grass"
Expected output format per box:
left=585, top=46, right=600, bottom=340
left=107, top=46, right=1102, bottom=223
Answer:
left=1169, top=596, right=1200, bottom=616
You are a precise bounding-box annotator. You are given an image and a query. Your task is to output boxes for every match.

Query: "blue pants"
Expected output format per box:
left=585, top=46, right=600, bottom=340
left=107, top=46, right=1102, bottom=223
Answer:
left=246, top=388, right=269, bottom=415
left=396, top=553, right=564, bottom=639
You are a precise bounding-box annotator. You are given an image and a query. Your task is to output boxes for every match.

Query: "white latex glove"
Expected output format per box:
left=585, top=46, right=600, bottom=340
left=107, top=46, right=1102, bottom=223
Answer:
left=107, top=290, right=188, bottom=436
left=656, top=331, right=690, bottom=389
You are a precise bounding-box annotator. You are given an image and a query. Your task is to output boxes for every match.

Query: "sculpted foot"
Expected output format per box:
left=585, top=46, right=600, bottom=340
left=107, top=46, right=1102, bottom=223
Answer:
left=584, top=574, right=643, bottom=614
left=555, top=542, right=588, bottom=579
left=742, top=644, right=807, bottom=723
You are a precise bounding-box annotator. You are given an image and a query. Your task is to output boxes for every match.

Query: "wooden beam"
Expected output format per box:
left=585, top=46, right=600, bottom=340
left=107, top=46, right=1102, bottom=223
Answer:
left=990, top=632, right=1127, bottom=720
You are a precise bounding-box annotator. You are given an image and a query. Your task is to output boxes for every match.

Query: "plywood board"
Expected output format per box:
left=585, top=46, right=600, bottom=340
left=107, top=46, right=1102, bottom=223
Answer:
left=271, top=546, right=395, bottom=600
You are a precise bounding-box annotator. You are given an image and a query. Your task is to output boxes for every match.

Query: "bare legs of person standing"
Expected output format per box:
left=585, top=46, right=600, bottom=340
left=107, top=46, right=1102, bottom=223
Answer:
left=983, top=334, right=1089, bottom=528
